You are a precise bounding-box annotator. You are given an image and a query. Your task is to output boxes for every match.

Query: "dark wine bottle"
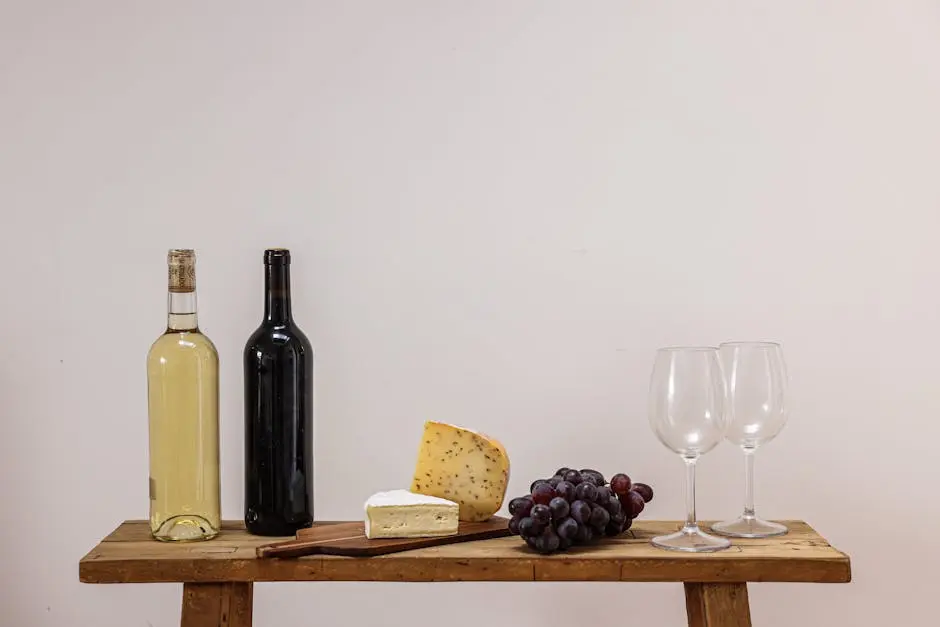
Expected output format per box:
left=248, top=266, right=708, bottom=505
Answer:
left=244, top=248, right=314, bottom=536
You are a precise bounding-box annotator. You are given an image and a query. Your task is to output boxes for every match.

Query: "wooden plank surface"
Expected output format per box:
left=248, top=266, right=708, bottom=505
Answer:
left=79, top=520, right=851, bottom=585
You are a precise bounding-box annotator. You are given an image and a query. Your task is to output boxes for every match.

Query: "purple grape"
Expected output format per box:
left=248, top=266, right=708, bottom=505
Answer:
left=518, top=517, right=542, bottom=537
left=580, top=469, right=606, bottom=485
left=524, top=534, right=538, bottom=549
left=575, top=482, right=598, bottom=502
left=556, top=516, right=579, bottom=540
left=549, top=497, right=570, bottom=519
left=574, top=524, right=594, bottom=544
left=570, top=500, right=592, bottom=524
left=625, top=491, right=645, bottom=517
left=509, top=516, right=521, bottom=535
left=619, top=492, right=639, bottom=518
left=555, top=480, right=576, bottom=502
left=632, top=483, right=654, bottom=503
left=549, top=475, right=564, bottom=488
left=554, top=467, right=572, bottom=477
left=589, top=505, right=610, bottom=530
left=622, top=517, right=633, bottom=532
left=595, top=485, right=612, bottom=503
left=618, top=493, right=630, bottom=514
left=535, top=528, right=560, bottom=554
left=558, top=536, right=573, bottom=550
left=508, top=496, right=534, bottom=517
left=605, top=520, right=623, bottom=536
left=580, top=474, right=598, bottom=486
left=606, top=495, right=622, bottom=516
left=610, top=511, right=627, bottom=528
left=530, top=503, right=551, bottom=524
left=530, top=479, right=550, bottom=493
left=563, top=470, right=583, bottom=485
left=610, top=473, right=632, bottom=496
left=531, top=483, right=556, bottom=506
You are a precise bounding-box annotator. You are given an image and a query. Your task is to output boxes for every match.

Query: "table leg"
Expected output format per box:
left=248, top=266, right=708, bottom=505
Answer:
left=181, top=582, right=253, bottom=627
left=684, top=582, right=751, bottom=627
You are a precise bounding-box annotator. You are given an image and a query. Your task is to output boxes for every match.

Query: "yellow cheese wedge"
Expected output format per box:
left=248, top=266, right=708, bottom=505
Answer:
left=410, top=421, right=510, bottom=522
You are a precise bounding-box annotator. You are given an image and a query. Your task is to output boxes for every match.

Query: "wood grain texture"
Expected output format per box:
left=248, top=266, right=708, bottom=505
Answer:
left=685, top=583, right=752, bottom=627
left=181, top=582, right=253, bottom=627
left=257, top=518, right=512, bottom=558
left=79, top=519, right=851, bottom=585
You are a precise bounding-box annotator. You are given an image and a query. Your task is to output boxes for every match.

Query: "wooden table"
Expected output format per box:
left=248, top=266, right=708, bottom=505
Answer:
left=79, top=520, right=850, bottom=627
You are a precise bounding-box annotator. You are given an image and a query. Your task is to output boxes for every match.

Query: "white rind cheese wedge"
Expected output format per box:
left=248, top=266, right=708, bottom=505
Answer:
left=364, top=489, right=459, bottom=539
left=410, top=421, right=510, bottom=522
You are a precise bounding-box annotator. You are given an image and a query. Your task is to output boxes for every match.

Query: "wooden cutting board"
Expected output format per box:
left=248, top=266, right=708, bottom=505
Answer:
left=256, top=517, right=511, bottom=558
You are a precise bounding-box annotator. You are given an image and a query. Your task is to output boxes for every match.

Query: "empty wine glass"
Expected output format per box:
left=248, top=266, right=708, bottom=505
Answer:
left=648, top=347, right=731, bottom=552
left=712, top=341, right=789, bottom=538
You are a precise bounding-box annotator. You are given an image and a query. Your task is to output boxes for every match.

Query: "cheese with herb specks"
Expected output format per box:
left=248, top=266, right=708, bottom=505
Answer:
left=410, top=421, right=510, bottom=522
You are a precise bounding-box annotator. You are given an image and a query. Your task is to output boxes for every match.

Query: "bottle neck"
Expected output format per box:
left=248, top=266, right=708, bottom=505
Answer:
left=264, top=263, right=292, bottom=323
left=167, top=290, right=198, bottom=331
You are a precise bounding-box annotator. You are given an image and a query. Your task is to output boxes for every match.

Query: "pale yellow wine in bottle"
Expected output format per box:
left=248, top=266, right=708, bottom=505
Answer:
left=147, top=249, right=221, bottom=541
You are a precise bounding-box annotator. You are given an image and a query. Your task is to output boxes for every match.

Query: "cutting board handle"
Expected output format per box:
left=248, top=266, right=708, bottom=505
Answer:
left=256, top=538, right=329, bottom=558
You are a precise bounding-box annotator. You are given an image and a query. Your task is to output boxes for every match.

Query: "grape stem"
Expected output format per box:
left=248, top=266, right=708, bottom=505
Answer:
left=683, top=456, right=698, bottom=531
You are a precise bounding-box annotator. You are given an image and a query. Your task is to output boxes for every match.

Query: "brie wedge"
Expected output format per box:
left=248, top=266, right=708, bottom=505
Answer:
left=364, top=489, right=459, bottom=539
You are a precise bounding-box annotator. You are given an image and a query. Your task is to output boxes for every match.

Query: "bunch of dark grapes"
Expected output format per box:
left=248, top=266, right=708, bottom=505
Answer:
left=507, top=468, right=654, bottom=554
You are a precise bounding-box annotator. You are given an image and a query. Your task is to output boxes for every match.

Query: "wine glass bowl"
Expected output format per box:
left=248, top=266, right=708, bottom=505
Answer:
left=712, top=341, right=789, bottom=538
left=648, top=348, right=728, bottom=457
left=720, top=341, right=788, bottom=448
left=647, top=347, right=731, bottom=552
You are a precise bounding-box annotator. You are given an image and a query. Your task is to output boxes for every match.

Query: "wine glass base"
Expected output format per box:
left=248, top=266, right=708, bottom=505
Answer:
left=651, top=525, right=732, bottom=552
left=712, top=516, right=788, bottom=538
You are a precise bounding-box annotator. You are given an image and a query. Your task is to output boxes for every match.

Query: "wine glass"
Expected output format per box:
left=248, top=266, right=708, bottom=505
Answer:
left=711, top=341, right=789, bottom=538
left=648, top=347, right=731, bottom=552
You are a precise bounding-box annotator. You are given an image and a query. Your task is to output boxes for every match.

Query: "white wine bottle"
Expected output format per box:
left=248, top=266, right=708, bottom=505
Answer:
left=147, top=249, right=221, bottom=541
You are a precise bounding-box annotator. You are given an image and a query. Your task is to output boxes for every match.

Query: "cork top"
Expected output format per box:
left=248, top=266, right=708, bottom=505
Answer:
left=167, top=249, right=196, bottom=293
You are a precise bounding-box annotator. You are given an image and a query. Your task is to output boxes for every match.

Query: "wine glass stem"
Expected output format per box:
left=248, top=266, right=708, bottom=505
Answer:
left=743, top=447, right=756, bottom=517
left=683, top=456, right=698, bottom=530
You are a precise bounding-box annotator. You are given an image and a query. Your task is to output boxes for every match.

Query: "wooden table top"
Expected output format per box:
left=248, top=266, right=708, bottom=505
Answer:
left=79, top=519, right=850, bottom=585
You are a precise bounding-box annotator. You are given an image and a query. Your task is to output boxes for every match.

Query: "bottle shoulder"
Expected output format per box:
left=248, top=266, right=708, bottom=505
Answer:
left=148, top=330, right=219, bottom=361
left=289, top=323, right=311, bottom=345
left=245, top=322, right=312, bottom=347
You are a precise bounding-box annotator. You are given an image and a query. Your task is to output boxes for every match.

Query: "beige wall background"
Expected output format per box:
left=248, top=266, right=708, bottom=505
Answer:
left=2, top=1, right=938, bottom=625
